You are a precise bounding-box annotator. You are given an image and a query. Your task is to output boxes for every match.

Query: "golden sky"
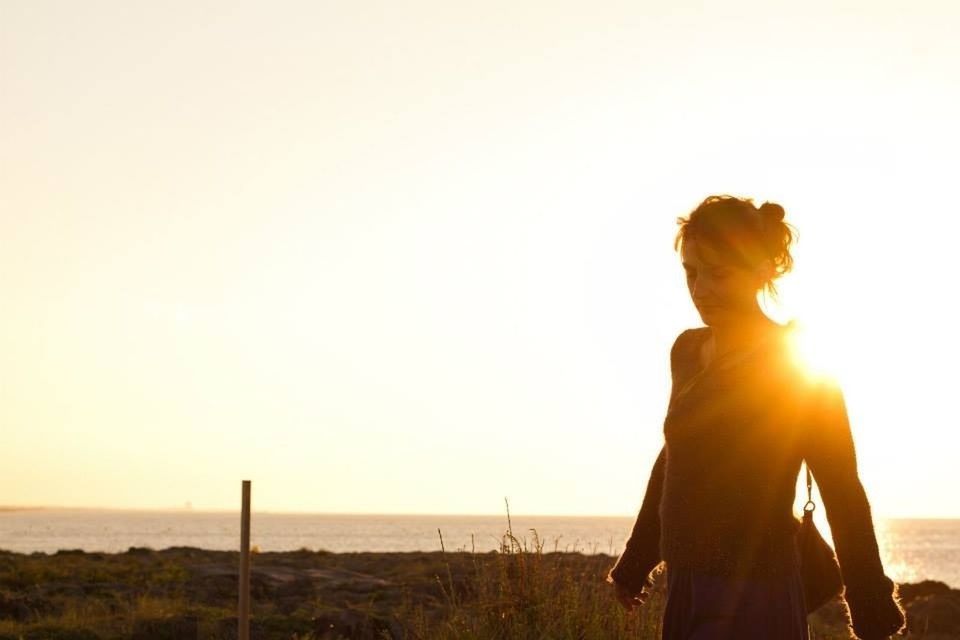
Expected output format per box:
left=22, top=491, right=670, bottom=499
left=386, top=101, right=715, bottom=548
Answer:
left=2, top=0, right=958, bottom=517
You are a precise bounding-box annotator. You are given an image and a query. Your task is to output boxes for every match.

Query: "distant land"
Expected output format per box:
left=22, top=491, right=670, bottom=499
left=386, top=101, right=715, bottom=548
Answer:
left=1, top=505, right=959, bottom=518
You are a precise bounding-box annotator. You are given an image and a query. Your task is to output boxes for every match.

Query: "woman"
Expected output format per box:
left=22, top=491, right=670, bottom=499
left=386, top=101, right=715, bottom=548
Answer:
left=607, top=196, right=906, bottom=640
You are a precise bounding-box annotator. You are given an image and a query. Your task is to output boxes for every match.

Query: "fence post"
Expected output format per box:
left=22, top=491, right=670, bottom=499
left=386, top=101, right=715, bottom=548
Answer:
left=239, top=480, right=251, bottom=640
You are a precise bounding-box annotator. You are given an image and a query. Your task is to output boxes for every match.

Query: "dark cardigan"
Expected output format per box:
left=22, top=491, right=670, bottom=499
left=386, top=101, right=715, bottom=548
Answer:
left=608, top=326, right=906, bottom=640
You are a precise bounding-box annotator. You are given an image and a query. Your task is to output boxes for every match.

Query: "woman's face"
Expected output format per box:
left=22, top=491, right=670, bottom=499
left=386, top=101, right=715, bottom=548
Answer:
left=680, top=237, right=765, bottom=326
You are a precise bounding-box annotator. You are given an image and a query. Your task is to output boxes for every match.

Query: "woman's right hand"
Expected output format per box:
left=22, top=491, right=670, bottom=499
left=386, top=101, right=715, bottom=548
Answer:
left=613, top=580, right=648, bottom=611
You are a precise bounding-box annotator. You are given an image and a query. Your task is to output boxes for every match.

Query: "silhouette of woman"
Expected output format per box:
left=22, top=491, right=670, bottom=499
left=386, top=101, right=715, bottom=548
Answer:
left=607, top=196, right=906, bottom=640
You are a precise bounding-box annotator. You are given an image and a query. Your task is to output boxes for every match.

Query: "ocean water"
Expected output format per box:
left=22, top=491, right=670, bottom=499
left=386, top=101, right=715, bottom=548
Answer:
left=0, top=510, right=957, bottom=588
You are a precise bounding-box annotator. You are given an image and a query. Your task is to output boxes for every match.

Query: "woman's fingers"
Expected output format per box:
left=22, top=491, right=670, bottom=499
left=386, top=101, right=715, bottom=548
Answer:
left=614, top=582, right=646, bottom=611
left=615, top=589, right=635, bottom=610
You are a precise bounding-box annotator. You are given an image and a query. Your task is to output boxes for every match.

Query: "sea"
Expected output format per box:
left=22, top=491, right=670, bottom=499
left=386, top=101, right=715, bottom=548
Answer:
left=1, top=510, right=957, bottom=588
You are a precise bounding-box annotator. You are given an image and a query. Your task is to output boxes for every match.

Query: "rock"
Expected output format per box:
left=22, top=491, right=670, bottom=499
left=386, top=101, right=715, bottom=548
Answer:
left=188, top=567, right=271, bottom=604
left=125, top=546, right=155, bottom=556
left=897, top=579, right=953, bottom=604
left=906, top=591, right=960, bottom=635
left=302, top=567, right=391, bottom=592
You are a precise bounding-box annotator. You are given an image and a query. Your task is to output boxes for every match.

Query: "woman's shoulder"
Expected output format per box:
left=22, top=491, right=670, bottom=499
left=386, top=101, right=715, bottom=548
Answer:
left=670, top=327, right=710, bottom=369
left=672, top=327, right=710, bottom=352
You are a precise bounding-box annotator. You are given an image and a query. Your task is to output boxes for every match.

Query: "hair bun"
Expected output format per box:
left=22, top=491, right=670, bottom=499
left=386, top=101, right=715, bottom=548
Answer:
left=758, top=202, right=785, bottom=222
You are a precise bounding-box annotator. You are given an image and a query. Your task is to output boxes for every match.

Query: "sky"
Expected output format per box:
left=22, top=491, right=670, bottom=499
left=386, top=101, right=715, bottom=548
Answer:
left=2, top=0, right=959, bottom=518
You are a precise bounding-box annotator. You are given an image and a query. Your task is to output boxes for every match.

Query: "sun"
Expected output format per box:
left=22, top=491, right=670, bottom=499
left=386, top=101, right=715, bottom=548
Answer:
left=784, top=320, right=850, bottom=384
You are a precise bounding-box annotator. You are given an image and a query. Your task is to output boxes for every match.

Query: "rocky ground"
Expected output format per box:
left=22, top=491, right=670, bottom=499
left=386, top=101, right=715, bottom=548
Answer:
left=0, top=547, right=957, bottom=639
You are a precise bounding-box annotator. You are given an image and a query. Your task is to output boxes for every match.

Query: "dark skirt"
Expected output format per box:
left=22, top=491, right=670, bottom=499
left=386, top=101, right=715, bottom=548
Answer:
left=662, top=562, right=809, bottom=640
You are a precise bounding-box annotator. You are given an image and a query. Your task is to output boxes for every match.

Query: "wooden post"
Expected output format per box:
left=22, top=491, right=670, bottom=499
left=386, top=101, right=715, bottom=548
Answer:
left=239, top=480, right=251, bottom=640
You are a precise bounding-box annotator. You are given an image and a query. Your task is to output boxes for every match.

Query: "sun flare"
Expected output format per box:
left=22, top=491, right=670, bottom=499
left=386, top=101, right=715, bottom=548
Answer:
left=785, top=321, right=849, bottom=384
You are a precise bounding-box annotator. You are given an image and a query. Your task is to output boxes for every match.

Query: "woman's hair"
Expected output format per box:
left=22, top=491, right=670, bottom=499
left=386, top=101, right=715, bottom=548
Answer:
left=674, top=194, right=796, bottom=297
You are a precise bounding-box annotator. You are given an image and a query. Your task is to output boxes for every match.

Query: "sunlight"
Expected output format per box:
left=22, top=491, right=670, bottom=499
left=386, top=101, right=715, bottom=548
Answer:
left=785, top=320, right=848, bottom=384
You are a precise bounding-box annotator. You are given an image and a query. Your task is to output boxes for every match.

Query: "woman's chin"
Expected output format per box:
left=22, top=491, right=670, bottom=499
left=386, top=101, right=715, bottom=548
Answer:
left=699, top=310, right=744, bottom=328
left=697, top=308, right=723, bottom=325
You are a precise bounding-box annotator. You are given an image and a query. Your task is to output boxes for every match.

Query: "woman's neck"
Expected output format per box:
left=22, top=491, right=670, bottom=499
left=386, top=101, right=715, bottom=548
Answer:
left=708, top=310, right=781, bottom=359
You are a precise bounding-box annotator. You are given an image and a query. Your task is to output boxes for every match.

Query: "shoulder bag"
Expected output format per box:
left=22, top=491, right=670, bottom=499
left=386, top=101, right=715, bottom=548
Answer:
left=796, top=461, right=844, bottom=613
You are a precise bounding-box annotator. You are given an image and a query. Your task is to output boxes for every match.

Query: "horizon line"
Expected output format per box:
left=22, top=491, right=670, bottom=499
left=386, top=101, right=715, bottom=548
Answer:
left=2, top=505, right=958, bottom=520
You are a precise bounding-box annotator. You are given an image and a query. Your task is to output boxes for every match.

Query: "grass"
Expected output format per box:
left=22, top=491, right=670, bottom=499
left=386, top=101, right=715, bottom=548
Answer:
left=0, top=509, right=868, bottom=639
left=400, top=502, right=854, bottom=640
left=400, top=504, right=664, bottom=640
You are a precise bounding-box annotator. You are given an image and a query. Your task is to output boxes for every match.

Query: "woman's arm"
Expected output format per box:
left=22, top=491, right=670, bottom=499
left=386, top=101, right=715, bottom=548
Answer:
left=606, top=445, right=666, bottom=596
left=803, top=380, right=906, bottom=640
left=606, top=329, right=699, bottom=596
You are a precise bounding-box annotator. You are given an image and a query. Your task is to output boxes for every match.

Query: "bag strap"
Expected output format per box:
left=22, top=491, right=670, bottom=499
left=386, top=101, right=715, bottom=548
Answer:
left=804, top=461, right=816, bottom=514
